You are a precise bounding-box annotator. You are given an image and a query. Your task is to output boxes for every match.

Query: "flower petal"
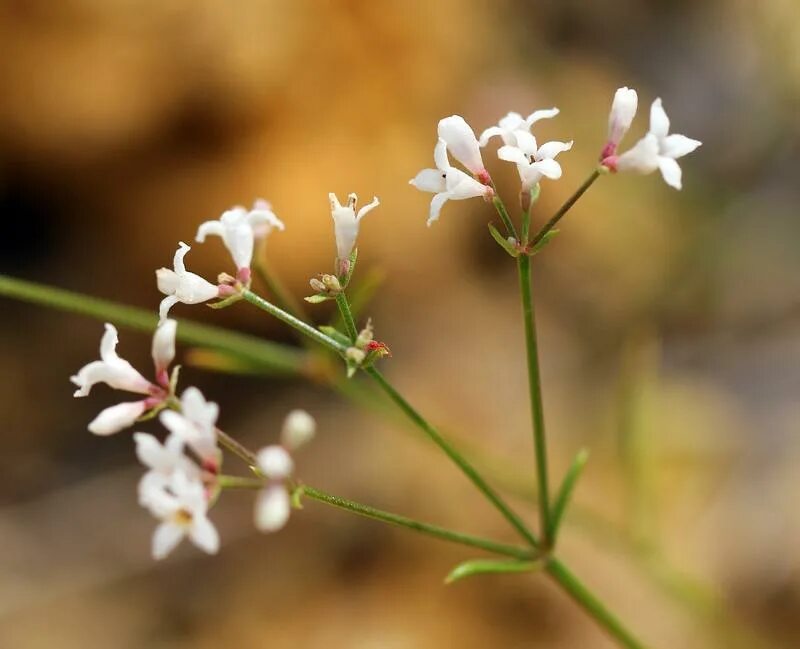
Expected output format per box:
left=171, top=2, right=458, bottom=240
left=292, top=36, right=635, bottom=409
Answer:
left=433, top=138, right=450, bottom=172
left=281, top=409, right=316, bottom=450
left=151, top=318, right=177, bottom=375
left=649, top=98, right=670, bottom=139
left=660, top=134, right=701, bottom=159
left=88, top=400, right=148, bottom=435
left=524, top=107, right=559, bottom=128
left=152, top=522, right=185, bottom=560
left=536, top=140, right=573, bottom=160
left=189, top=515, right=220, bottom=554
left=658, top=156, right=683, bottom=190
left=427, top=193, right=449, bottom=226
left=478, top=126, right=505, bottom=147
left=497, top=145, right=528, bottom=165
left=410, top=169, right=446, bottom=194
left=256, top=445, right=294, bottom=479
left=255, top=486, right=291, bottom=533
left=438, top=115, right=484, bottom=174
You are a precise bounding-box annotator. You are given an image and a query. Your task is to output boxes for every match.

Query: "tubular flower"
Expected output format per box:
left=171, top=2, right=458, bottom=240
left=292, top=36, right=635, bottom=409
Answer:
left=601, top=87, right=638, bottom=159
left=156, top=242, right=220, bottom=323
left=478, top=108, right=560, bottom=148
left=196, top=201, right=285, bottom=280
left=71, top=320, right=178, bottom=435
left=329, top=192, right=380, bottom=262
left=498, top=130, right=573, bottom=191
left=410, top=139, right=493, bottom=226
left=160, top=387, right=220, bottom=469
left=141, top=470, right=219, bottom=560
left=603, top=98, right=702, bottom=190
left=437, top=115, right=488, bottom=180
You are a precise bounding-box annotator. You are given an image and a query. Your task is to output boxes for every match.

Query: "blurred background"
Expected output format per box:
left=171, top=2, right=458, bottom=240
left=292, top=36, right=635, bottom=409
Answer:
left=1, top=0, right=799, bottom=647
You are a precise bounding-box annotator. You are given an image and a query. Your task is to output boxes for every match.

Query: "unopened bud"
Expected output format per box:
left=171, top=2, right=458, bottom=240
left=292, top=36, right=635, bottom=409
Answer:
left=355, top=319, right=374, bottom=348
left=321, top=274, right=342, bottom=293
left=281, top=409, right=316, bottom=451
left=346, top=346, right=366, bottom=364
left=309, top=278, right=326, bottom=293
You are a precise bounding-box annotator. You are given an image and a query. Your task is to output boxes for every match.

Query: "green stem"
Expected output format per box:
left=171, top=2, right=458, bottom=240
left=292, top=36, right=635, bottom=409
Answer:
left=0, top=274, right=305, bottom=375
left=546, top=558, right=650, bottom=649
left=335, top=292, right=359, bottom=341
left=240, top=288, right=346, bottom=355
left=216, top=428, right=259, bottom=468
left=218, top=475, right=264, bottom=489
left=302, top=485, right=533, bottom=560
left=517, top=253, right=551, bottom=545
left=365, top=366, right=539, bottom=549
left=492, top=196, right=519, bottom=240
left=530, top=169, right=601, bottom=247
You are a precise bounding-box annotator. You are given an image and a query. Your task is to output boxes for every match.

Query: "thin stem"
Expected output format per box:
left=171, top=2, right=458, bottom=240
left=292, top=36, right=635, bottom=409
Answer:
left=0, top=274, right=305, bottom=375
left=492, top=196, right=519, bottom=240
left=521, top=205, right=532, bottom=245
left=216, top=427, right=259, bottom=468
left=302, top=485, right=533, bottom=560
left=335, top=292, right=358, bottom=341
left=365, top=366, right=539, bottom=549
left=218, top=475, right=264, bottom=489
left=240, top=288, right=347, bottom=355
left=517, top=253, right=551, bottom=545
left=546, top=558, right=650, bottom=649
left=530, top=169, right=602, bottom=247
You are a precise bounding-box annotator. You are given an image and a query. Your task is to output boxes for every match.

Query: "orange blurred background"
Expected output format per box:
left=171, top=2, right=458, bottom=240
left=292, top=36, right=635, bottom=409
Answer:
left=1, top=1, right=800, bottom=647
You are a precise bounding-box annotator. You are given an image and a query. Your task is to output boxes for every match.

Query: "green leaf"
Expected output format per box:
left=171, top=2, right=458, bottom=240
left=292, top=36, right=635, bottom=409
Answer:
left=548, top=448, right=590, bottom=541
left=488, top=223, right=520, bottom=258
left=318, top=325, right=352, bottom=347
left=530, top=229, right=559, bottom=255
left=445, top=558, right=542, bottom=584
left=304, top=293, right=331, bottom=304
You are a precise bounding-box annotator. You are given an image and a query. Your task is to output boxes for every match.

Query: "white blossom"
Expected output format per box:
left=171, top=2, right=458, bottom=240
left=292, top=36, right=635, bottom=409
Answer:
left=71, top=323, right=153, bottom=397
left=281, top=409, right=316, bottom=451
left=254, top=484, right=291, bottom=533
left=142, top=470, right=219, bottom=560
left=437, top=115, right=487, bottom=177
left=607, top=98, right=702, bottom=190
left=603, top=87, right=638, bottom=158
left=329, top=193, right=380, bottom=261
left=160, top=387, right=219, bottom=466
left=134, top=432, right=199, bottom=505
left=257, top=445, right=294, bottom=479
left=498, top=130, right=573, bottom=191
left=156, top=242, right=219, bottom=323
left=196, top=201, right=285, bottom=274
left=478, top=108, right=560, bottom=147
left=410, top=139, right=493, bottom=226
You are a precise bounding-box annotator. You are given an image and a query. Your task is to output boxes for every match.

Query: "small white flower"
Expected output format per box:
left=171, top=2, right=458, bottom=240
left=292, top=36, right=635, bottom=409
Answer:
left=410, top=139, right=493, bottom=226
left=478, top=108, right=560, bottom=147
left=281, top=409, right=316, bottom=451
left=437, top=115, right=487, bottom=177
left=257, top=445, right=294, bottom=479
left=156, top=242, right=220, bottom=323
left=196, top=201, right=285, bottom=274
left=608, top=98, right=702, bottom=190
left=498, top=130, right=573, bottom=191
left=134, top=432, right=199, bottom=505
left=329, top=193, right=380, bottom=261
left=151, top=318, right=177, bottom=385
left=602, top=87, right=638, bottom=158
left=143, top=470, right=219, bottom=560
left=71, top=323, right=153, bottom=397
left=160, top=387, right=219, bottom=466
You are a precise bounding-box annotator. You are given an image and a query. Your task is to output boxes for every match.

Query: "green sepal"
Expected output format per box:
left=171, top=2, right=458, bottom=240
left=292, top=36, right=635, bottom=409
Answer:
left=168, top=364, right=181, bottom=395
left=304, top=293, right=332, bottom=304
left=208, top=293, right=243, bottom=309
left=529, top=229, right=559, bottom=255
left=548, top=448, right=590, bottom=541
left=445, top=558, right=542, bottom=584
left=488, top=223, right=520, bottom=258
left=318, top=325, right=352, bottom=347
left=529, top=183, right=541, bottom=206
left=339, top=247, right=359, bottom=287
left=290, top=485, right=306, bottom=510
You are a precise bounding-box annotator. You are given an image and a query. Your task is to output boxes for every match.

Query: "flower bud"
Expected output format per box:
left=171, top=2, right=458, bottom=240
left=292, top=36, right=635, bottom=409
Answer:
left=281, top=410, right=316, bottom=451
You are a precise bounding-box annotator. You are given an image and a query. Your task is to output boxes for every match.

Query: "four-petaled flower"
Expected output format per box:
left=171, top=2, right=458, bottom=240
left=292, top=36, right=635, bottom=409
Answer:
left=141, top=469, right=219, bottom=560
left=410, top=138, right=494, bottom=226
left=196, top=200, right=285, bottom=282
left=603, top=98, right=701, bottom=190
left=156, top=242, right=220, bottom=323
left=160, top=386, right=220, bottom=470
left=329, top=192, right=380, bottom=264
left=71, top=320, right=177, bottom=435
left=497, top=130, right=573, bottom=191
left=478, top=108, right=560, bottom=148
left=134, top=432, right=200, bottom=505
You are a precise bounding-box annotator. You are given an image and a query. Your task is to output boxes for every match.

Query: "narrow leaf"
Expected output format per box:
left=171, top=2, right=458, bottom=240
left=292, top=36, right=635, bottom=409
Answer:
left=304, top=294, right=331, bottom=304
left=445, top=558, right=542, bottom=584
left=488, top=223, right=520, bottom=257
left=548, top=448, right=590, bottom=541
left=530, top=229, right=559, bottom=255
left=318, top=325, right=352, bottom=347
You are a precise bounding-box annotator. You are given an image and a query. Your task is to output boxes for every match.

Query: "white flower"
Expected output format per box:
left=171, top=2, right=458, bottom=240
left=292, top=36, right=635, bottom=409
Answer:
left=602, top=87, right=638, bottom=158
left=329, top=193, right=380, bottom=261
left=281, top=409, right=316, bottom=451
left=151, top=318, right=177, bottom=385
left=498, top=130, right=573, bottom=191
left=608, top=98, right=702, bottom=190
left=254, top=484, right=291, bottom=533
left=143, top=470, right=219, bottom=560
left=437, top=115, right=487, bottom=177
left=196, top=201, right=285, bottom=274
left=410, top=139, right=493, bottom=226
left=478, top=108, right=560, bottom=147
left=134, top=432, right=199, bottom=505
left=71, top=323, right=153, bottom=397
left=257, top=445, right=294, bottom=479
left=156, top=242, right=219, bottom=323
left=160, top=387, right=219, bottom=466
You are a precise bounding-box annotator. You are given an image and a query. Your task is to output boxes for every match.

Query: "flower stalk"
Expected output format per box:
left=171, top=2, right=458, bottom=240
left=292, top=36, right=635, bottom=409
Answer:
left=529, top=168, right=602, bottom=247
